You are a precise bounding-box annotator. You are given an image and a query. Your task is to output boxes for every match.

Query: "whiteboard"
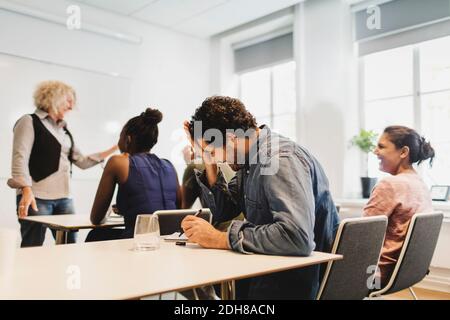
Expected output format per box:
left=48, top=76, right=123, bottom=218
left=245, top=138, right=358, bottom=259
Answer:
left=0, top=52, right=132, bottom=180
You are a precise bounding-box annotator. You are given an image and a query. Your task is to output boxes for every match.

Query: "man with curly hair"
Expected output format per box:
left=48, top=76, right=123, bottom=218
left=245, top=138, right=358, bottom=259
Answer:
left=181, top=96, right=340, bottom=299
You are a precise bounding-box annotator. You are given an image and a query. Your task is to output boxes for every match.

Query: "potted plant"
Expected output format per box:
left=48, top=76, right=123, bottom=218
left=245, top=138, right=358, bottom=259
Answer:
left=351, top=129, right=378, bottom=198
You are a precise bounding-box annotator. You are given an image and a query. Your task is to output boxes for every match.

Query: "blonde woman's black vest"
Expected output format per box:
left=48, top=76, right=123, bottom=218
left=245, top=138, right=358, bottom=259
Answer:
left=28, top=114, right=74, bottom=182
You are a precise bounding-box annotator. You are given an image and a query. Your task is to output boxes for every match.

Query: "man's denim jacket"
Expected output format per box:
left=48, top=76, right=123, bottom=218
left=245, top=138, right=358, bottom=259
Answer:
left=194, top=126, right=340, bottom=298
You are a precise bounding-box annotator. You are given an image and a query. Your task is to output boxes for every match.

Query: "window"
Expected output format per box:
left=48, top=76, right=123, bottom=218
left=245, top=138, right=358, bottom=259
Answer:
left=239, top=61, right=296, bottom=141
left=361, top=35, right=450, bottom=185
left=419, top=37, right=450, bottom=186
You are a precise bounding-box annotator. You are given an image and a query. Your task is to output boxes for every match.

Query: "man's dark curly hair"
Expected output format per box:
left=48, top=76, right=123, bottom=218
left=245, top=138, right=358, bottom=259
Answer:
left=188, top=96, right=257, bottom=142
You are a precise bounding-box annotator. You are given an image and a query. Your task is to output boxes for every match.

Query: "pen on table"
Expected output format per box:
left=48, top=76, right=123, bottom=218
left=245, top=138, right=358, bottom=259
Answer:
left=178, top=209, right=202, bottom=239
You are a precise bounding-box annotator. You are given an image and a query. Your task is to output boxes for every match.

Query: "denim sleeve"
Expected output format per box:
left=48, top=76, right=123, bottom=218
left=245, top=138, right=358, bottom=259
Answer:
left=194, top=169, right=243, bottom=224
left=228, top=155, right=316, bottom=256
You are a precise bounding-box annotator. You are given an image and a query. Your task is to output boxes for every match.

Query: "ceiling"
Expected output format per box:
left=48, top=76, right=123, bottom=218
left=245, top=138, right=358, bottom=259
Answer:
left=74, top=0, right=304, bottom=38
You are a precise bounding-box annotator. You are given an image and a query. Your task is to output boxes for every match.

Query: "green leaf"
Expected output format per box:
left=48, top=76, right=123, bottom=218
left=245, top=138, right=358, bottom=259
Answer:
left=350, top=129, right=378, bottom=153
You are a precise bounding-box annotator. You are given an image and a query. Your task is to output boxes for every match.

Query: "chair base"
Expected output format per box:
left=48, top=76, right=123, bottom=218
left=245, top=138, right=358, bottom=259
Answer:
left=409, top=287, right=419, bottom=300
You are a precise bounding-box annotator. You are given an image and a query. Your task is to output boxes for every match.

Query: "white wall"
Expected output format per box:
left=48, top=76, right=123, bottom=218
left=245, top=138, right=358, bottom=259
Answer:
left=295, top=0, right=360, bottom=199
left=0, top=0, right=210, bottom=243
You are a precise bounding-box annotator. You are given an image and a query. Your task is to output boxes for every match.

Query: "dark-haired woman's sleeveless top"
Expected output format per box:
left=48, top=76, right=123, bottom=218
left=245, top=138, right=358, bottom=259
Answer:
left=116, top=153, right=178, bottom=238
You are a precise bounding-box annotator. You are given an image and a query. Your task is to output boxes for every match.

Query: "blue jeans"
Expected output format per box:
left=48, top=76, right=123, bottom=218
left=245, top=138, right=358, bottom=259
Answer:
left=17, top=196, right=77, bottom=247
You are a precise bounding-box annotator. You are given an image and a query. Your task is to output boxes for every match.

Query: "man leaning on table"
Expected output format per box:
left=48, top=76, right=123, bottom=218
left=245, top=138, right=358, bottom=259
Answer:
left=181, top=96, right=340, bottom=300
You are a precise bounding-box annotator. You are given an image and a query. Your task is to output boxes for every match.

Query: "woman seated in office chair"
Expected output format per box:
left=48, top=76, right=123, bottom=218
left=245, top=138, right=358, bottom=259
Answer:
left=363, top=125, right=435, bottom=287
left=87, top=108, right=181, bottom=242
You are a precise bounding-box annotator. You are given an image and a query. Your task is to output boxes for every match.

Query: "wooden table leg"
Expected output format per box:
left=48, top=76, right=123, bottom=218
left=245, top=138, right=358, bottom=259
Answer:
left=55, top=230, right=67, bottom=245
left=220, top=280, right=235, bottom=300
left=220, top=282, right=229, bottom=300
left=230, top=280, right=235, bottom=300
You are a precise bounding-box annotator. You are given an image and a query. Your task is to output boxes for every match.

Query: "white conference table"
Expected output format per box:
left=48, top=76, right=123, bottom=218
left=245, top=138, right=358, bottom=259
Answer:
left=0, top=239, right=342, bottom=300
left=20, top=214, right=125, bottom=245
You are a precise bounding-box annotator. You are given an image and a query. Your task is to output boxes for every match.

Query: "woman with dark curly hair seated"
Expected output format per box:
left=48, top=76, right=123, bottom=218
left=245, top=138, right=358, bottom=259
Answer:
left=87, top=108, right=181, bottom=242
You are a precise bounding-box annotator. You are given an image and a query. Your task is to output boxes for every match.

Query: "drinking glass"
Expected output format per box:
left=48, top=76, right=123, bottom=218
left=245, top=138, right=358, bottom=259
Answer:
left=133, top=214, right=160, bottom=251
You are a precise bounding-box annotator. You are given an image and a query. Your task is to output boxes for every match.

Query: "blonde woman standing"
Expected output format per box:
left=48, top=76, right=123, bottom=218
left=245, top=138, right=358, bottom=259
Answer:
left=7, top=80, right=118, bottom=247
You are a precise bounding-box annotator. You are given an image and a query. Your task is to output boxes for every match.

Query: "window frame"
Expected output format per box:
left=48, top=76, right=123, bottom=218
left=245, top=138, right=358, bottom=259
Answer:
left=238, top=60, right=296, bottom=139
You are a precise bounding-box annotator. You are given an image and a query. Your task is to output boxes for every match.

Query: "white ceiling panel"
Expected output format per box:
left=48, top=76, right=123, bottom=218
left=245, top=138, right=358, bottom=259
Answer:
left=172, top=0, right=303, bottom=37
left=76, top=0, right=304, bottom=37
left=132, top=0, right=229, bottom=27
left=76, top=0, right=157, bottom=15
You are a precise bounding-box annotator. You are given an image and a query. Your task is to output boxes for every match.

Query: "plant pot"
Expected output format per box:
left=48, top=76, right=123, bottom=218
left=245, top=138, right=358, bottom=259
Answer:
left=361, top=177, right=378, bottom=199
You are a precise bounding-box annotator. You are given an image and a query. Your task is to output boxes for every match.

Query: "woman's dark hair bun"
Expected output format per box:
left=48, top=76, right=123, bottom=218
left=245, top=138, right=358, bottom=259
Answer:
left=419, top=137, right=435, bottom=165
left=123, top=107, right=163, bottom=152
left=141, top=108, right=162, bottom=125
left=384, top=125, right=435, bottom=167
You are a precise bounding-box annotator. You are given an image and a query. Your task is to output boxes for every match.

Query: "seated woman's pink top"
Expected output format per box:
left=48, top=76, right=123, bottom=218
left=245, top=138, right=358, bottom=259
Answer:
left=363, top=172, right=433, bottom=284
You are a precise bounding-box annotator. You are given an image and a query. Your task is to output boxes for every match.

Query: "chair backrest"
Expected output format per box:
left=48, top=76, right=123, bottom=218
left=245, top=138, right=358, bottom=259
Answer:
left=371, top=212, right=444, bottom=296
left=317, top=215, right=388, bottom=300
left=153, top=209, right=212, bottom=236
